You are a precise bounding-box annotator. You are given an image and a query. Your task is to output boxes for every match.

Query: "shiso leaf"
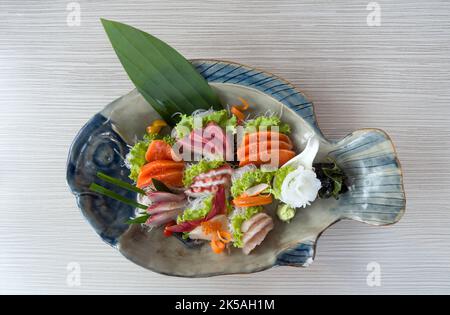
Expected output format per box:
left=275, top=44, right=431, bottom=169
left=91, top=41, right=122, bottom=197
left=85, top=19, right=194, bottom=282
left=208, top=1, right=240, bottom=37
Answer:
left=101, top=19, right=222, bottom=125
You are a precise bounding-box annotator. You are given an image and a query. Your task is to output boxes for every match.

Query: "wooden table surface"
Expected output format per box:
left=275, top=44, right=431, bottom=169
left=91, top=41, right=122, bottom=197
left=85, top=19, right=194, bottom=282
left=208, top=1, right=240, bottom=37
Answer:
left=1, top=0, right=449, bottom=294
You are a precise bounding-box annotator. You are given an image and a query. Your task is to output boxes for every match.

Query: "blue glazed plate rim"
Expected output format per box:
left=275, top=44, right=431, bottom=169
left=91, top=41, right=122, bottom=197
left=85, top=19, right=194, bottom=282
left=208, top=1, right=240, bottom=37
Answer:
left=66, top=58, right=406, bottom=276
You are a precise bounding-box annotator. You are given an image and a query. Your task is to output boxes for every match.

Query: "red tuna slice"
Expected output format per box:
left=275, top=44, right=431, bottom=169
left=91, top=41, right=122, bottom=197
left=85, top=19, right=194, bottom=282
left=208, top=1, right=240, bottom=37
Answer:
left=165, top=220, right=198, bottom=233
left=205, top=185, right=226, bottom=220
left=203, top=123, right=232, bottom=160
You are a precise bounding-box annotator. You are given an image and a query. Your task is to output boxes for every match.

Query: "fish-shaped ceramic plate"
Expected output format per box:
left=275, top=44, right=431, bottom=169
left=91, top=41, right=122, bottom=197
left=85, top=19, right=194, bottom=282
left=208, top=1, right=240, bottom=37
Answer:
left=67, top=59, right=405, bottom=277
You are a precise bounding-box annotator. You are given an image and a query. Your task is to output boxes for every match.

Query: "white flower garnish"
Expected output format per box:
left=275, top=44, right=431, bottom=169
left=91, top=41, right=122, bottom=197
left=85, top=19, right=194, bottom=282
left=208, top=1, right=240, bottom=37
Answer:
left=279, top=136, right=322, bottom=208
left=280, top=166, right=322, bottom=208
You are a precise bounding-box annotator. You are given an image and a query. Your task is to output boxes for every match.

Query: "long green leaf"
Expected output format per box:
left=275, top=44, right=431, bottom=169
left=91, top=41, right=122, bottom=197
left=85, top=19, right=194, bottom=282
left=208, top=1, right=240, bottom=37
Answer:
left=96, top=171, right=146, bottom=195
left=126, top=214, right=150, bottom=225
left=101, top=19, right=222, bottom=125
left=89, top=183, right=147, bottom=210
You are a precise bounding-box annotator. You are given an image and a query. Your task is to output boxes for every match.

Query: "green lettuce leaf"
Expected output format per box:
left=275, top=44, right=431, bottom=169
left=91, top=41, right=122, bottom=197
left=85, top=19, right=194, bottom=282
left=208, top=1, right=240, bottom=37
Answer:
left=162, top=135, right=176, bottom=146
left=126, top=133, right=158, bottom=181
left=126, top=133, right=176, bottom=181
left=174, top=110, right=237, bottom=139
left=230, top=206, right=262, bottom=248
left=177, top=194, right=213, bottom=223
left=244, top=116, right=291, bottom=134
left=183, top=159, right=225, bottom=187
left=174, top=114, right=194, bottom=139
left=231, top=169, right=275, bottom=198
left=272, top=165, right=295, bottom=199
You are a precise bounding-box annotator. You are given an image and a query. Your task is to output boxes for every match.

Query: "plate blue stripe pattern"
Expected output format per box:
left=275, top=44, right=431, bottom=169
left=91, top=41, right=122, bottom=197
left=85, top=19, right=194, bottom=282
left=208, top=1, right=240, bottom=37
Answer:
left=276, top=241, right=315, bottom=267
left=66, top=114, right=136, bottom=246
left=332, top=129, right=405, bottom=225
left=192, top=60, right=322, bottom=136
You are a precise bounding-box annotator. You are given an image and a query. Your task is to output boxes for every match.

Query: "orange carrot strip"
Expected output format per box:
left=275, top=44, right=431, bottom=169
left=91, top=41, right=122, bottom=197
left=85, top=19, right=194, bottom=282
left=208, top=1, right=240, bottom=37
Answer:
left=232, top=194, right=273, bottom=207
left=210, top=238, right=225, bottom=254
left=217, top=231, right=232, bottom=243
left=235, top=97, right=250, bottom=111
left=231, top=106, right=245, bottom=121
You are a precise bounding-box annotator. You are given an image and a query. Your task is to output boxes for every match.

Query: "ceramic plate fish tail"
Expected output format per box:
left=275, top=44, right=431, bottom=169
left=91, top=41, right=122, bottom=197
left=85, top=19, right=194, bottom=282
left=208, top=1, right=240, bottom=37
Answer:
left=329, top=129, right=405, bottom=225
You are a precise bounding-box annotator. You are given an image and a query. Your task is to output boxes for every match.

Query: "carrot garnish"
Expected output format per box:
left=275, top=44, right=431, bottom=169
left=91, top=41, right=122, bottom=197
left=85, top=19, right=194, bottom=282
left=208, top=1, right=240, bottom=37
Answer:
left=210, top=238, right=225, bottom=254
left=231, top=97, right=251, bottom=122
left=235, top=97, right=250, bottom=111
left=201, top=218, right=231, bottom=254
left=231, top=106, right=245, bottom=121
left=232, top=194, right=273, bottom=207
left=216, top=230, right=232, bottom=243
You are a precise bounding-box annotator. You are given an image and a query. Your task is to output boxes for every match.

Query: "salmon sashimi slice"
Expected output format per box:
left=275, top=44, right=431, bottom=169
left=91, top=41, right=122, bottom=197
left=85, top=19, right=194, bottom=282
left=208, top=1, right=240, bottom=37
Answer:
left=242, top=131, right=292, bottom=147
left=239, top=149, right=296, bottom=167
left=138, top=169, right=184, bottom=188
left=237, top=140, right=293, bottom=160
left=145, top=140, right=174, bottom=162
left=137, top=160, right=184, bottom=187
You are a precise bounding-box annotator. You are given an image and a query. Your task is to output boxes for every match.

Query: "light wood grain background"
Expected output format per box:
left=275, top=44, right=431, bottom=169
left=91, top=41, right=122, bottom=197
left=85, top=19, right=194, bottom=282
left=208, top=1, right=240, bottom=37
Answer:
left=1, top=0, right=449, bottom=294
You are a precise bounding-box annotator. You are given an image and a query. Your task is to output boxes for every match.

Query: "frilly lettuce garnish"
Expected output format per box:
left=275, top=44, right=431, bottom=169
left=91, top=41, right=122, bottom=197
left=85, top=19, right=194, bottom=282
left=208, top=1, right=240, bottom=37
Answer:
left=174, top=109, right=237, bottom=139
left=177, top=194, right=214, bottom=223
left=230, top=206, right=262, bottom=248
left=231, top=169, right=274, bottom=198
left=126, top=133, right=158, bottom=181
left=244, top=116, right=290, bottom=134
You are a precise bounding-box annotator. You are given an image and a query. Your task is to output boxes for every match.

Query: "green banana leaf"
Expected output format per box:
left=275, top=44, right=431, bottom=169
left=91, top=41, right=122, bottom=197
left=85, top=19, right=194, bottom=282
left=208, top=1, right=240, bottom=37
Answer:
left=101, top=19, right=222, bottom=125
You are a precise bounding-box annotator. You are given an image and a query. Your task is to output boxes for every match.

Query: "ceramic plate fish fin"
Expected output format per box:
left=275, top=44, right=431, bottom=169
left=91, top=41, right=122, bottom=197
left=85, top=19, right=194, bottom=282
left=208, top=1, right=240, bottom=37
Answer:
left=330, top=129, right=405, bottom=225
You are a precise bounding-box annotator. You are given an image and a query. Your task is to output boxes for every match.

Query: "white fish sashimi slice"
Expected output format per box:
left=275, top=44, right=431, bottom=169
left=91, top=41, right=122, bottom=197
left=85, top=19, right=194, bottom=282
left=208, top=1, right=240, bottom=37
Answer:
left=242, top=220, right=274, bottom=255
left=188, top=214, right=229, bottom=241
left=241, top=213, right=269, bottom=233
left=242, top=216, right=272, bottom=245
